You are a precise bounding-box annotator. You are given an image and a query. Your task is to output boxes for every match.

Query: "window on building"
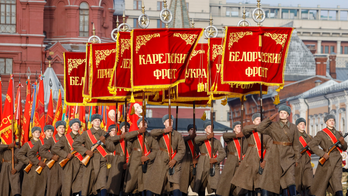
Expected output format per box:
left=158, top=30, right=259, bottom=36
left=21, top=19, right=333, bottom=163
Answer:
left=325, top=46, right=329, bottom=54
left=134, top=0, right=142, bottom=10
left=157, top=1, right=163, bottom=11
left=133, top=18, right=139, bottom=28
left=157, top=19, right=165, bottom=28
left=79, top=2, right=89, bottom=37
left=146, top=109, right=152, bottom=118
left=227, top=112, right=232, bottom=121
left=342, top=46, right=344, bottom=54
left=330, top=46, right=335, bottom=54
left=186, top=3, right=189, bottom=12
left=345, top=46, right=348, bottom=54
left=0, top=58, right=12, bottom=74
left=0, top=0, right=16, bottom=33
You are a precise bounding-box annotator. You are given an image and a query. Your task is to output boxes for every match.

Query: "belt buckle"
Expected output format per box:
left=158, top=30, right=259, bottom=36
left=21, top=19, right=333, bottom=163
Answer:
left=282, top=142, right=287, bottom=146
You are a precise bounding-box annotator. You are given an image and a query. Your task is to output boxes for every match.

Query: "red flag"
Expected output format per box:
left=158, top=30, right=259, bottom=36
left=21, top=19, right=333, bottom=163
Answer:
left=14, top=82, right=23, bottom=142
left=0, top=78, right=2, bottom=122
left=46, top=89, right=54, bottom=125
left=79, top=106, right=86, bottom=134
left=21, top=78, right=31, bottom=146
left=0, top=76, right=14, bottom=144
left=116, top=105, right=123, bottom=135
left=33, top=76, right=45, bottom=140
left=127, top=102, right=142, bottom=132
left=52, top=89, right=62, bottom=136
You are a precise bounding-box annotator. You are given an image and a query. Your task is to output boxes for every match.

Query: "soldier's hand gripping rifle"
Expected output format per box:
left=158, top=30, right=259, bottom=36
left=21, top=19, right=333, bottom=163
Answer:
left=35, top=158, right=47, bottom=174
left=319, top=133, right=348, bottom=165
left=81, top=130, right=111, bottom=166
left=300, top=145, right=311, bottom=155
left=59, top=151, right=77, bottom=167
left=23, top=154, right=39, bottom=173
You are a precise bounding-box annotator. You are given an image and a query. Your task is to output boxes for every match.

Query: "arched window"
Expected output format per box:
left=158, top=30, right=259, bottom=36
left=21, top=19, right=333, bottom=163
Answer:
left=79, top=2, right=89, bottom=37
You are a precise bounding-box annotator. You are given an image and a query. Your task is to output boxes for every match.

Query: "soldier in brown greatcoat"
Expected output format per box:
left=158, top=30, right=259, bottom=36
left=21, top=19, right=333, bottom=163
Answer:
left=0, top=141, right=22, bottom=196
left=193, top=121, right=226, bottom=196
left=309, top=114, right=347, bottom=196
left=27, top=125, right=54, bottom=196
left=16, top=127, right=45, bottom=196
left=179, top=124, right=199, bottom=196
left=51, top=119, right=84, bottom=196
left=231, top=113, right=273, bottom=196
left=256, top=105, right=300, bottom=196
left=147, top=114, right=185, bottom=196
left=216, top=121, right=248, bottom=196
left=40, top=122, right=65, bottom=196
left=72, top=114, right=112, bottom=196
left=122, top=118, right=158, bottom=195
left=294, top=118, right=313, bottom=195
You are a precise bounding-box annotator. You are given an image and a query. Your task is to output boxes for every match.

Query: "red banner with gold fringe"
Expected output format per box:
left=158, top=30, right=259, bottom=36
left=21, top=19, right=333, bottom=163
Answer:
left=131, top=28, right=203, bottom=91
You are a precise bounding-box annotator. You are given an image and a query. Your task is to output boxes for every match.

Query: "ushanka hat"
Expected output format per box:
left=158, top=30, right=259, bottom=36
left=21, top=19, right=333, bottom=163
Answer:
left=69, top=118, right=81, bottom=127
left=91, top=114, right=102, bottom=122
left=55, top=120, right=66, bottom=128
left=162, top=114, right=174, bottom=123
left=232, top=121, right=241, bottom=129
left=295, top=118, right=306, bottom=126
left=44, top=125, right=54, bottom=132
left=31, top=127, right=41, bottom=133
left=252, top=113, right=261, bottom=121
left=187, top=124, right=197, bottom=131
left=278, top=105, right=291, bottom=115
left=324, top=114, right=335, bottom=123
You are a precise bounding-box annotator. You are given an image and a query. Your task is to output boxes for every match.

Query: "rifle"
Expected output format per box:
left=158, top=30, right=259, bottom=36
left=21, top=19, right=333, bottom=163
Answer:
left=192, top=101, right=196, bottom=176
left=210, top=101, right=215, bottom=177
left=35, top=158, right=47, bottom=174
left=168, top=89, right=174, bottom=176
left=300, top=145, right=311, bottom=155
left=141, top=92, right=148, bottom=174
left=59, top=151, right=77, bottom=168
left=24, top=154, right=39, bottom=173
left=81, top=130, right=111, bottom=166
left=319, top=133, right=348, bottom=165
left=46, top=159, right=55, bottom=169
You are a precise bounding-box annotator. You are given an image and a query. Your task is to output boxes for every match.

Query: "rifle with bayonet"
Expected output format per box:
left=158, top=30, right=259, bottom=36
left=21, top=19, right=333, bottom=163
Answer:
left=81, top=130, right=111, bottom=166
left=319, top=133, right=348, bottom=165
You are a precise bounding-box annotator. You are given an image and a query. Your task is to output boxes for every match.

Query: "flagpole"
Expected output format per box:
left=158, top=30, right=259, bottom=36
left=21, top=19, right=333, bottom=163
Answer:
left=142, top=92, right=145, bottom=157
left=11, top=76, right=15, bottom=170
left=260, top=85, right=264, bottom=162
left=193, top=101, right=196, bottom=171
left=210, top=100, right=214, bottom=173
left=240, top=96, right=244, bottom=162
left=175, top=106, right=178, bottom=131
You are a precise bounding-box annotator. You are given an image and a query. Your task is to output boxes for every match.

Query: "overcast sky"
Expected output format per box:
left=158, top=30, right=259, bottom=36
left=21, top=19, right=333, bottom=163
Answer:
left=227, top=0, right=347, bottom=8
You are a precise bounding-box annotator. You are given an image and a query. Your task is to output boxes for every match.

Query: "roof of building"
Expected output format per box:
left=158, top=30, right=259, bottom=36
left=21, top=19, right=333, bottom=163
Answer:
left=168, top=0, right=191, bottom=28
left=42, top=66, right=64, bottom=108
left=147, top=118, right=232, bottom=132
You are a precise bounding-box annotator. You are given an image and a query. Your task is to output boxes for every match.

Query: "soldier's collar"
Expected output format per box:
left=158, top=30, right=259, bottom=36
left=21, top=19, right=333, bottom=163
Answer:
left=279, top=120, right=290, bottom=128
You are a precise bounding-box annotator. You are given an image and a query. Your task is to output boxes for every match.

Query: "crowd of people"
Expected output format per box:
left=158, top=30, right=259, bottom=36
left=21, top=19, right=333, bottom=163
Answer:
left=0, top=105, right=346, bottom=196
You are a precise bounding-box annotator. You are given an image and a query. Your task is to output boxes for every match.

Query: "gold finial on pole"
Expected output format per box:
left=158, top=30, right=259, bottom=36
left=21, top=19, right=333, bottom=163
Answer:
left=257, top=0, right=261, bottom=8
left=243, top=7, right=246, bottom=20
left=123, top=11, right=126, bottom=23
left=191, top=18, right=195, bottom=28
left=48, top=61, right=51, bottom=68
left=142, top=0, right=145, bottom=14
left=209, top=14, right=213, bottom=26
left=164, top=0, right=168, bottom=28
left=116, top=16, right=119, bottom=27
left=92, top=22, right=96, bottom=36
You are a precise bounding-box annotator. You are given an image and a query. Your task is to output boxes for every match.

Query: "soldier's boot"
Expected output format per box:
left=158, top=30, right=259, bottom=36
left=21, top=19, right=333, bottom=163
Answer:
left=198, top=191, right=205, bottom=196
left=288, top=185, right=297, bottom=196
left=172, top=189, right=181, bottom=196
left=282, top=189, right=289, bottom=196
left=261, top=189, right=269, bottom=196
left=98, top=189, right=107, bottom=196
left=335, top=191, right=343, bottom=196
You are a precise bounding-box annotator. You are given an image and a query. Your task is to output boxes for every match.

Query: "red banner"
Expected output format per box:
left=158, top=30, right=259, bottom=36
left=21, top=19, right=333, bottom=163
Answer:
left=131, top=28, right=203, bottom=91
left=108, top=32, right=132, bottom=93
left=222, top=27, right=293, bottom=89
left=46, top=89, right=54, bottom=125
left=52, top=89, right=62, bottom=136
left=0, top=76, right=14, bottom=144
left=175, top=43, right=209, bottom=102
left=33, top=76, right=45, bottom=140
left=64, top=52, right=119, bottom=106
left=21, top=78, right=31, bottom=146
left=209, top=37, right=268, bottom=99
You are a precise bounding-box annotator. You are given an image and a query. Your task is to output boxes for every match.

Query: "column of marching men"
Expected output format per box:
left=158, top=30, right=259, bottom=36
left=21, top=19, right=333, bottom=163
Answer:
left=0, top=105, right=345, bottom=196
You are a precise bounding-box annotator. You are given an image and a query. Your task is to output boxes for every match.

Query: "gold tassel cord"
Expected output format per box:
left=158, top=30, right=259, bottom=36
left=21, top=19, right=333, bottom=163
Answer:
left=221, top=97, right=227, bottom=106
left=273, top=94, right=280, bottom=105
left=201, top=112, right=206, bottom=121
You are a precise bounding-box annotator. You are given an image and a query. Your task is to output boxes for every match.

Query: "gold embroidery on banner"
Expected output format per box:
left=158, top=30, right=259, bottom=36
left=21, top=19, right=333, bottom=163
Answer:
left=95, top=49, right=116, bottom=67
left=173, top=33, right=198, bottom=45
left=264, top=32, right=288, bottom=48
left=136, top=33, right=160, bottom=54
left=68, top=59, right=86, bottom=75
left=190, top=50, right=205, bottom=60
left=120, top=39, right=131, bottom=57
left=212, top=45, right=223, bottom=60
left=228, top=31, right=253, bottom=50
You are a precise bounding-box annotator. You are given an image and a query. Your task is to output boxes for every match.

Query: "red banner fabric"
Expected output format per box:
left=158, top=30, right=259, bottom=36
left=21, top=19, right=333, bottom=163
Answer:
left=131, top=28, right=203, bottom=91
left=21, top=79, right=31, bottom=146
left=222, top=27, right=293, bottom=88
left=33, top=76, right=46, bottom=140
left=46, top=89, right=54, bottom=125
left=0, top=76, right=14, bottom=144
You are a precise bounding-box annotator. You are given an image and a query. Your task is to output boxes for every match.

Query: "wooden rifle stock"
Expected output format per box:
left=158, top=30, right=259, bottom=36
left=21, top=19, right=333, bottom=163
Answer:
left=35, top=158, right=47, bottom=174
left=24, top=154, right=40, bottom=173
left=46, top=159, right=55, bottom=169
left=300, top=146, right=310, bottom=155
left=81, top=144, right=98, bottom=166
left=59, top=151, right=77, bottom=168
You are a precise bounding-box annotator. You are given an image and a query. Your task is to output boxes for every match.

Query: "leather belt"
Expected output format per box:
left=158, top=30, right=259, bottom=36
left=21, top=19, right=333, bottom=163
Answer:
left=133, top=148, right=142, bottom=152
left=248, top=144, right=266, bottom=148
left=160, top=147, right=168, bottom=152
left=229, top=152, right=237, bottom=156
left=2, top=159, right=18, bottom=164
left=114, top=152, right=124, bottom=156
left=273, top=141, right=292, bottom=146
left=200, top=153, right=208, bottom=156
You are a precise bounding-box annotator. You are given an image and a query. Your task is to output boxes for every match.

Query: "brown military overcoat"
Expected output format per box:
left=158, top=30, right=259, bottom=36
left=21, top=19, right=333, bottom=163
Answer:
left=309, top=127, right=347, bottom=196
left=179, top=135, right=200, bottom=194
left=231, top=124, right=272, bottom=192
left=295, top=131, right=313, bottom=193
left=51, top=132, right=85, bottom=196
left=256, top=119, right=300, bottom=194
left=193, top=135, right=226, bottom=194
left=0, top=145, right=24, bottom=196
left=40, top=134, right=63, bottom=196
left=148, top=129, right=185, bottom=195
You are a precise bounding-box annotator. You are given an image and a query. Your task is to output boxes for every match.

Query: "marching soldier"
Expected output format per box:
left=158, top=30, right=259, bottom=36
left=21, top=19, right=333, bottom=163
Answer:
left=123, top=118, right=158, bottom=195
left=40, top=122, right=65, bottom=196
left=231, top=113, right=273, bottom=196
left=193, top=121, right=226, bottom=196
left=104, top=122, right=135, bottom=196
left=256, top=105, right=300, bottom=196
left=294, top=118, right=313, bottom=195
left=51, top=118, right=85, bottom=196
left=179, top=124, right=199, bottom=196
left=72, top=114, right=110, bottom=196
left=147, top=114, right=185, bottom=196
left=309, top=114, right=347, bottom=196
left=17, top=127, right=48, bottom=196
left=105, top=124, right=117, bottom=196
left=217, top=121, right=248, bottom=196
left=0, top=141, right=22, bottom=196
